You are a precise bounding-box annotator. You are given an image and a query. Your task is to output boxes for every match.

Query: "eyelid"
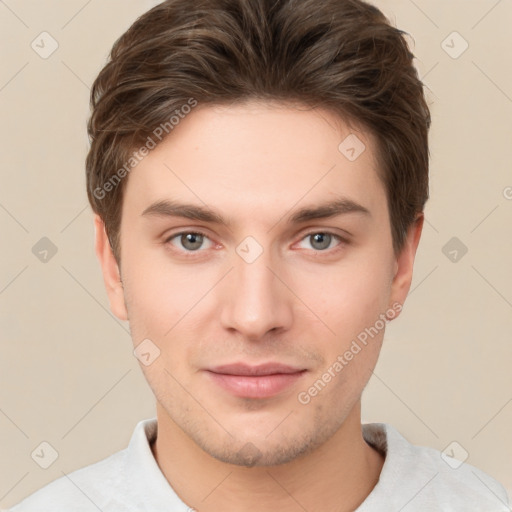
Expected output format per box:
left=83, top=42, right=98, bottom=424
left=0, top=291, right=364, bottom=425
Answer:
left=163, top=226, right=351, bottom=242
left=299, top=227, right=351, bottom=242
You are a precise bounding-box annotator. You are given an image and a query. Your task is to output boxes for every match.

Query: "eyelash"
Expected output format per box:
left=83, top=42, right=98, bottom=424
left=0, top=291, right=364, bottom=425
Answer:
left=163, top=230, right=348, bottom=258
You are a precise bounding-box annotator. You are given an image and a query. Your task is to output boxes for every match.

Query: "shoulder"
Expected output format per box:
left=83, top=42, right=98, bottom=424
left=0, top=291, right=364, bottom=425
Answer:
left=6, top=418, right=161, bottom=512
left=362, top=422, right=510, bottom=511
left=7, top=417, right=189, bottom=512
left=415, top=440, right=509, bottom=510
left=7, top=448, right=130, bottom=512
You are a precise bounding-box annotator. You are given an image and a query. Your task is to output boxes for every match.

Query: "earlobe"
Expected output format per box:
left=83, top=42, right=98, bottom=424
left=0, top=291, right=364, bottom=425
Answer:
left=93, top=215, right=128, bottom=321
left=388, top=213, right=424, bottom=317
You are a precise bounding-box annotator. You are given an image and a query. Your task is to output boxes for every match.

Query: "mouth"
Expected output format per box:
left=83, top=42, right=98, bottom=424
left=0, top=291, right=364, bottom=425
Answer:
left=205, top=362, right=307, bottom=399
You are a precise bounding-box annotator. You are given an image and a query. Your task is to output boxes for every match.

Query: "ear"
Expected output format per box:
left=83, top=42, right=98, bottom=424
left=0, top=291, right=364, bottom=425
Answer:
left=93, top=214, right=128, bottom=321
left=388, top=213, right=424, bottom=318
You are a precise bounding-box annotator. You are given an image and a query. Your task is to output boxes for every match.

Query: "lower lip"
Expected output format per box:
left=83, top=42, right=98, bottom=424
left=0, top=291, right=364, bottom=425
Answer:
left=206, top=371, right=306, bottom=399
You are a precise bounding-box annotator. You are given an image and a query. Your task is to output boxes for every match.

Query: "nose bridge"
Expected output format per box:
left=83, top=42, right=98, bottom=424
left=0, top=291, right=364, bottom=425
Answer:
left=219, top=242, right=292, bottom=338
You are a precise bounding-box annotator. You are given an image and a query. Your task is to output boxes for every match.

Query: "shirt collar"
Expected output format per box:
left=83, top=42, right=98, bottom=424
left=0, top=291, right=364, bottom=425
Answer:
left=122, top=417, right=190, bottom=510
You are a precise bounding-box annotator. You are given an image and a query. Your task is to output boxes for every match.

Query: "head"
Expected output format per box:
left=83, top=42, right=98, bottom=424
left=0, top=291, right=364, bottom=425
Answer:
left=88, top=0, right=429, bottom=466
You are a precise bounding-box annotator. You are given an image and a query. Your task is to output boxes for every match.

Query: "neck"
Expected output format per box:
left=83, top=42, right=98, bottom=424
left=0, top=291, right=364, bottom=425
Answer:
left=151, top=401, right=385, bottom=512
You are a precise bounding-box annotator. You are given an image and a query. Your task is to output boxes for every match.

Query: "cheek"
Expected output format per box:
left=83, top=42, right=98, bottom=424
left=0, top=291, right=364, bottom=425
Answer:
left=122, top=249, right=209, bottom=333
left=298, top=259, right=392, bottom=383
left=310, top=258, right=392, bottom=324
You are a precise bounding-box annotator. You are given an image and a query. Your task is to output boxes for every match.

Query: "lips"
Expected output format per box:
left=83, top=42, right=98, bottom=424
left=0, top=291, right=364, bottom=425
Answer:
left=209, top=362, right=304, bottom=376
left=205, top=362, right=307, bottom=399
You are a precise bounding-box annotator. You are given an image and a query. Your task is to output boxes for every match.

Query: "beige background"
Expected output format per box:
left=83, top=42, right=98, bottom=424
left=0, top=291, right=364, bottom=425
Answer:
left=1, top=0, right=511, bottom=508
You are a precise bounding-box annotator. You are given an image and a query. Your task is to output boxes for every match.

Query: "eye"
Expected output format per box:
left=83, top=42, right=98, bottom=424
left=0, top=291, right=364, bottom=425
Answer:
left=164, top=230, right=347, bottom=256
left=165, top=231, right=214, bottom=252
left=297, top=232, right=345, bottom=252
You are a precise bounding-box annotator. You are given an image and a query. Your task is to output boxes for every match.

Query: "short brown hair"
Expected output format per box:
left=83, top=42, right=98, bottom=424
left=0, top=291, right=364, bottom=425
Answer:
left=86, top=0, right=430, bottom=264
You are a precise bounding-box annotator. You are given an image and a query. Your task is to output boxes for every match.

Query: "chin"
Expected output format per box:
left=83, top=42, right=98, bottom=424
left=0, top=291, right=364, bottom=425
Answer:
left=203, top=439, right=314, bottom=468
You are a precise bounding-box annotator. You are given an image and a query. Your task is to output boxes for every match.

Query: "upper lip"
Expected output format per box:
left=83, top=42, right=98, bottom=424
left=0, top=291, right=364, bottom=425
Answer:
left=207, top=363, right=305, bottom=376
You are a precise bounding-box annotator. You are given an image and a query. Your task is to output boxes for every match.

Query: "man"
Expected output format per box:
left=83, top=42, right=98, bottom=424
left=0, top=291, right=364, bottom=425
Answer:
left=9, top=0, right=510, bottom=510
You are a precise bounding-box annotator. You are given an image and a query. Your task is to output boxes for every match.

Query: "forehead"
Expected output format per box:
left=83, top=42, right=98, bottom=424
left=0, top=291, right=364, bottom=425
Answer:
left=122, top=101, right=387, bottom=223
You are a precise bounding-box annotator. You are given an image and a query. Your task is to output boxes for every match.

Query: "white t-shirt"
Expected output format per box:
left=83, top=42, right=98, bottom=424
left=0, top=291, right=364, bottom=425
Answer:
left=7, top=418, right=510, bottom=511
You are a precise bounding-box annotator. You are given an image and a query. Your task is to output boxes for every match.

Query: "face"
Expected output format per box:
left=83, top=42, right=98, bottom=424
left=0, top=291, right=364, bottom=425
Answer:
left=96, top=100, right=421, bottom=467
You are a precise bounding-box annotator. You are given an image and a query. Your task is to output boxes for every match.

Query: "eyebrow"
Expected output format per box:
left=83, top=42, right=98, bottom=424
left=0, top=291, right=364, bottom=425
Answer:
left=141, top=197, right=371, bottom=227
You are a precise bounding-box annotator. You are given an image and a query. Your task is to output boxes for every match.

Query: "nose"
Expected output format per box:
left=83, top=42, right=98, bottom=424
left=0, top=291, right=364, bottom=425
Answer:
left=219, top=247, right=293, bottom=340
